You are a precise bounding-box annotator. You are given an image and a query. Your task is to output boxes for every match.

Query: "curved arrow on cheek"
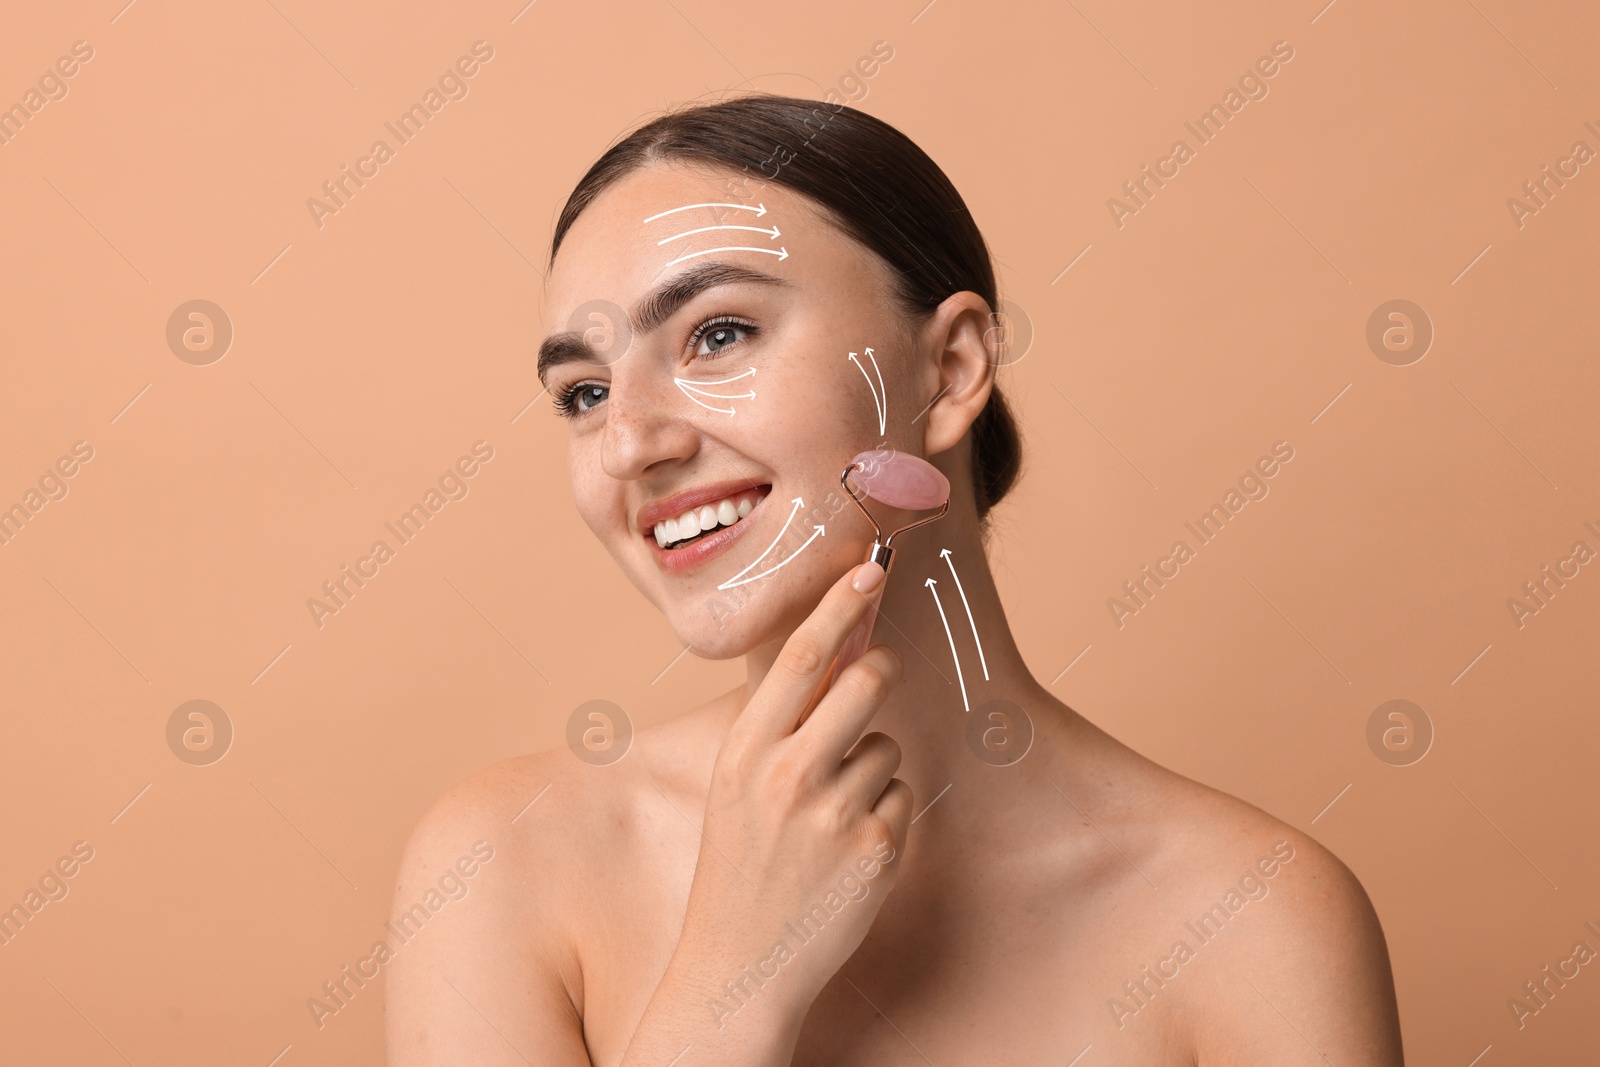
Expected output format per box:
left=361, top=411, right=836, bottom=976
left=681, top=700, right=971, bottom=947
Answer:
left=719, top=497, right=804, bottom=588
left=849, top=348, right=886, bottom=435
left=717, top=525, right=826, bottom=589
left=674, top=367, right=757, bottom=415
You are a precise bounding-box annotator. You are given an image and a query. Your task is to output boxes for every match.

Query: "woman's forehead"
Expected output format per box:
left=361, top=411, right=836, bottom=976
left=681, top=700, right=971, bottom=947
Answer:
left=542, top=162, right=848, bottom=322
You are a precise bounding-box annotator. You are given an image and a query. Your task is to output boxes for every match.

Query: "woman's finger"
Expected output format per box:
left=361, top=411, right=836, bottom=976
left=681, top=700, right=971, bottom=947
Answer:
left=871, top=777, right=915, bottom=848
left=834, top=732, right=901, bottom=810
left=794, top=644, right=903, bottom=766
left=735, top=562, right=886, bottom=743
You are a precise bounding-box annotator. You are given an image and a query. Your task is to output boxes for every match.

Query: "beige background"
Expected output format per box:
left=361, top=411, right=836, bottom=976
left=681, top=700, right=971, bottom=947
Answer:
left=1, top=0, right=1596, bottom=1063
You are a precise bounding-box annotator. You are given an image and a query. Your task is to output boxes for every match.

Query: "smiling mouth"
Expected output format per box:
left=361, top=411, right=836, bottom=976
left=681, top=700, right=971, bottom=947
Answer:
left=652, top=486, right=771, bottom=549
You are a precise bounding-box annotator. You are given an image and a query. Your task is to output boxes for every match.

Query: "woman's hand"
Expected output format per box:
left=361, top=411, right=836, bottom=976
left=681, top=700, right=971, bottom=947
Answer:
left=620, top=562, right=913, bottom=1066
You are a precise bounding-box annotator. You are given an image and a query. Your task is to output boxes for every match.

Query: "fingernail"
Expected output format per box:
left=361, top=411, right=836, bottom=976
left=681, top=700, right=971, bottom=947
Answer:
left=852, top=561, right=885, bottom=593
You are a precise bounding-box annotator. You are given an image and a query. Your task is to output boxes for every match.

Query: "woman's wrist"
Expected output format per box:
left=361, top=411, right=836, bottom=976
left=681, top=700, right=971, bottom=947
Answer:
left=619, top=939, right=810, bottom=1065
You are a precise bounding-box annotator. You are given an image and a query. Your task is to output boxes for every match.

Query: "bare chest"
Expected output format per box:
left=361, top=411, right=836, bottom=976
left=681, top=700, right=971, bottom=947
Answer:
left=573, top=859, right=1202, bottom=1066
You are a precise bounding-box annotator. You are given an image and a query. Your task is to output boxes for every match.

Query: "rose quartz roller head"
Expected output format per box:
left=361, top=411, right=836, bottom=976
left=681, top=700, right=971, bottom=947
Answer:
left=834, top=450, right=951, bottom=673
left=841, top=449, right=951, bottom=572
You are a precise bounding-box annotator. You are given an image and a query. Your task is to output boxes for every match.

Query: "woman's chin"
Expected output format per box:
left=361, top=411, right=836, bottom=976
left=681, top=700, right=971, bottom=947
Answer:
left=670, top=629, right=751, bottom=661
left=662, top=580, right=813, bottom=661
left=665, top=609, right=773, bottom=661
left=650, top=542, right=868, bottom=661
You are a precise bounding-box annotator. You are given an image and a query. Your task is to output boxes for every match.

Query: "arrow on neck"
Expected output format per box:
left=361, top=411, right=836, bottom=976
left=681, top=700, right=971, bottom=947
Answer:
left=940, top=548, right=989, bottom=681
left=925, top=578, right=970, bottom=712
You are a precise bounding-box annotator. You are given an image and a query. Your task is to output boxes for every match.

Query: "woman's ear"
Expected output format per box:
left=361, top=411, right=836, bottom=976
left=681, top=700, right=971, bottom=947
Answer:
left=919, top=291, right=999, bottom=458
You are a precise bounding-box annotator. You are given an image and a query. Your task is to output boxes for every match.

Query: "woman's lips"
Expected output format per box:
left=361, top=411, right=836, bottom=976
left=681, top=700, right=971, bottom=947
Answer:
left=646, top=491, right=768, bottom=576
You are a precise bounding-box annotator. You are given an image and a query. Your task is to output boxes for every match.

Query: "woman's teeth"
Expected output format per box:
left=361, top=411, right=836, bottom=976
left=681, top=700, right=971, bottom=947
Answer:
left=654, top=489, right=767, bottom=548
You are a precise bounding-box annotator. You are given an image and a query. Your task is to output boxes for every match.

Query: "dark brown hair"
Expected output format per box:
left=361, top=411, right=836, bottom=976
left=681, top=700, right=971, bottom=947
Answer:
left=549, top=94, right=1022, bottom=521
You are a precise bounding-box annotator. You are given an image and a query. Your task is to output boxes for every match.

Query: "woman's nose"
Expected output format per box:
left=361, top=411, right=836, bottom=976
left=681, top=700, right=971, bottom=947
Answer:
left=600, top=365, right=699, bottom=480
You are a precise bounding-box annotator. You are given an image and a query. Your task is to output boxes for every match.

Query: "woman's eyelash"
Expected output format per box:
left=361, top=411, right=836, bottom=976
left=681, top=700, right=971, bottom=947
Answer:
left=551, top=314, right=761, bottom=419
left=687, top=314, right=759, bottom=355
left=552, top=382, right=600, bottom=418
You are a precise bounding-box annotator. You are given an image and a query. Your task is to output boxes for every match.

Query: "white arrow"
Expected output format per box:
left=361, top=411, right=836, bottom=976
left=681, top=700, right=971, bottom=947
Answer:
left=676, top=367, right=755, bottom=388
left=940, top=548, right=989, bottom=681
left=659, top=224, right=780, bottom=246
left=679, top=386, right=756, bottom=401
left=666, top=246, right=789, bottom=268
left=717, top=526, right=825, bottom=589
left=673, top=368, right=757, bottom=414
left=673, top=382, right=741, bottom=415
left=720, top=497, right=803, bottom=586
left=865, top=348, right=886, bottom=427
left=926, top=578, right=970, bottom=712
left=644, top=202, right=767, bottom=224
left=848, top=349, right=886, bottom=435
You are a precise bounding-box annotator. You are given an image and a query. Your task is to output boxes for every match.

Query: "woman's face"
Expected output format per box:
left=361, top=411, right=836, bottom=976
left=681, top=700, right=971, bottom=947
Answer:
left=539, top=161, right=932, bottom=658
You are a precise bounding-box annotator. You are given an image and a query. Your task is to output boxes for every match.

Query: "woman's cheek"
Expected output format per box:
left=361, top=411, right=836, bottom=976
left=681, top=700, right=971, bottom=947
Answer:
left=569, top=453, right=618, bottom=544
left=757, top=365, right=876, bottom=452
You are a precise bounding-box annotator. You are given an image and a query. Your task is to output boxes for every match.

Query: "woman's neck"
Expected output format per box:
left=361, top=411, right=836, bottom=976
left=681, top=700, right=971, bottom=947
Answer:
left=742, top=506, right=1051, bottom=788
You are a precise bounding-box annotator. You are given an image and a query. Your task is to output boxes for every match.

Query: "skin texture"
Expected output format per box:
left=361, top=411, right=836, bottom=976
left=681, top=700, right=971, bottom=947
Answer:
left=385, top=161, right=1405, bottom=1065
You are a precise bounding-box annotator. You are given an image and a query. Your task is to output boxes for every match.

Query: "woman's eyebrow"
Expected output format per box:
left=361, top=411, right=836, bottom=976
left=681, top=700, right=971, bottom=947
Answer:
left=538, top=262, right=790, bottom=385
left=631, top=261, right=790, bottom=335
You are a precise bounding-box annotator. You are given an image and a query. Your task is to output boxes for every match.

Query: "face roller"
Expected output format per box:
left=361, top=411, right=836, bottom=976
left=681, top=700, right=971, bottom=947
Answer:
left=833, top=449, right=952, bottom=674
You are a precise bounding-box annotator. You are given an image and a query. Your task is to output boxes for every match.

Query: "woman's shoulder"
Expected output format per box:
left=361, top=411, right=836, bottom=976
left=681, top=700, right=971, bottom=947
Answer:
left=1147, top=768, right=1389, bottom=961
left=1136, top=756, right=1379, bottom=925
left=385, top=698, right=736, bottom=1059
left=396, top=690, right=738, bottom=892
left=1060, top=710, right=1381, bottom=914
left=388, top=746, right=621, bottom=959
left=385, top=695, right=737, bottom=1031
left=1087, top=732, right=1402, bottom=1059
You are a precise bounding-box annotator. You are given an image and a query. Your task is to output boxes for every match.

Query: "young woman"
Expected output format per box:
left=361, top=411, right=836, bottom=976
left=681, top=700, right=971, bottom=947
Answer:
left=387, top=95, right=1404, bottom=1065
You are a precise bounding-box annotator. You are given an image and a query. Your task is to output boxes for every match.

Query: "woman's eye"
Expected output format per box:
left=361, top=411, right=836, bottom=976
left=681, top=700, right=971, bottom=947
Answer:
left=557, top=383, right=608, bottom=417
left=693, top=320, right=753, bottom=358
